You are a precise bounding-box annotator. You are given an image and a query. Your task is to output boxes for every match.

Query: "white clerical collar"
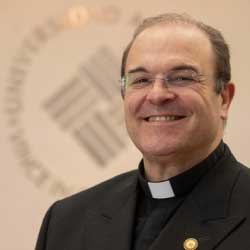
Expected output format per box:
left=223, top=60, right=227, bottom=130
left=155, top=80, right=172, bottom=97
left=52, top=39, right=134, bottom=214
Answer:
left=148, top=180, right=175, bottom=199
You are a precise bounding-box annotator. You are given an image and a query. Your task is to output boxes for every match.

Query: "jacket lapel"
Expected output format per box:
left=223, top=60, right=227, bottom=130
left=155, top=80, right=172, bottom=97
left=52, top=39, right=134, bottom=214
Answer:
left=150, top=150, right=246, bottom=250
left=84, top=171, right=138, bottom=250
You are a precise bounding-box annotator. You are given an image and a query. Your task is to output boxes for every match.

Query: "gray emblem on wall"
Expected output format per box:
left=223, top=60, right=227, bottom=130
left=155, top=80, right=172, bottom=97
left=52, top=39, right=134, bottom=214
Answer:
left=44, top=46, right=126, bottom=165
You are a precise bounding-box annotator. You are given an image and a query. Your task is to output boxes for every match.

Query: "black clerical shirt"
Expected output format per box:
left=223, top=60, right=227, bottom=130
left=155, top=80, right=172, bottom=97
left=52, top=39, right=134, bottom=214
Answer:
left=132, top=141, right=225, bottom=250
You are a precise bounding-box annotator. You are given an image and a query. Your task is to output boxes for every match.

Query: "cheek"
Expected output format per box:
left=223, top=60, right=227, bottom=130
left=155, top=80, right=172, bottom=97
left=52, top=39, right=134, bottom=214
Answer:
left=187, top=85, right=221, bottom=111
left=124, top=99, right=132, bottom=120
left=194, top=94, right=224, bottom=129
left=124, top=93, right=144, bottom=118
left=123, top=98, right=137, bottom=131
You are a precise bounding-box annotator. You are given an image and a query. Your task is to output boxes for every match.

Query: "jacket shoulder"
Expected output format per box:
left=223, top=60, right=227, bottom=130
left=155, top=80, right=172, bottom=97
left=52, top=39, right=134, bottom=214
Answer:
left=51, top=169, right=137, bottom=214
left=235, top=161, right=250, bottom=190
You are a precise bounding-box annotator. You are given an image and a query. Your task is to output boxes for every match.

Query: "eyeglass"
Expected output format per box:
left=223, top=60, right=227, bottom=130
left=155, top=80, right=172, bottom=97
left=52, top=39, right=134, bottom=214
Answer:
left=120, top=69, right=206, bottom=96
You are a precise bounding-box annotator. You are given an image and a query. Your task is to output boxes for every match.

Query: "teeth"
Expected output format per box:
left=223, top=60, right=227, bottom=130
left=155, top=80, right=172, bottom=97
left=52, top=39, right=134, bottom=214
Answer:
left=148, top=116, right=180, bottom=122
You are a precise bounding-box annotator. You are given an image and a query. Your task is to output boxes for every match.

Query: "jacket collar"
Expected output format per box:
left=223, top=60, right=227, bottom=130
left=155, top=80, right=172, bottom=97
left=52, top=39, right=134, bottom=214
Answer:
left=138, top=141, right=225, bottom=199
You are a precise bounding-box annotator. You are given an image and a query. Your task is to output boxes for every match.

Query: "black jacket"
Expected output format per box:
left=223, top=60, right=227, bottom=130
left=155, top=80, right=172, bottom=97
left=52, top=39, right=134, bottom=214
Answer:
left=35, top=146, right=250, bottom=250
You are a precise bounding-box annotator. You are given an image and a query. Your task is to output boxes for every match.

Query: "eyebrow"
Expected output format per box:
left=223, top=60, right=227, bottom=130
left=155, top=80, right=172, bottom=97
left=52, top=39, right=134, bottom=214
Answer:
left=127, top=67, right=149, bottom=74
left=170, top=64, right=199, bottom=73
left=126, top=64, right=199, bottom=75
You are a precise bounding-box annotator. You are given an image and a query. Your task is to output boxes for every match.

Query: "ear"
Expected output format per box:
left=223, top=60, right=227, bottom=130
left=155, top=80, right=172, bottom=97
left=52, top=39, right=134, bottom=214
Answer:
left=220, top=82, right=235, bottom=120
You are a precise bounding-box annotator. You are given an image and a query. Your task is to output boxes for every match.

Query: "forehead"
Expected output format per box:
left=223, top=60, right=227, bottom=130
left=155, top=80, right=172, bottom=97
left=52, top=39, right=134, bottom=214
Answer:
left=126, top=23, right=215, bottom=74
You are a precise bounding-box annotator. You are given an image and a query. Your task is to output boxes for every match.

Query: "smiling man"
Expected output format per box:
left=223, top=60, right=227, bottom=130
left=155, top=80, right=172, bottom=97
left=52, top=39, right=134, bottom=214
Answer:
left=36, top=13, right=250, bottom=250
left=123, top=19, right=233, bottom=182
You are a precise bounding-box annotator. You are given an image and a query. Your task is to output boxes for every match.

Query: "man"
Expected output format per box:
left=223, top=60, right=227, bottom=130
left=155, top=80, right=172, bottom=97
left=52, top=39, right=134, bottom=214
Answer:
left=35, top=13, right=250, bottom=250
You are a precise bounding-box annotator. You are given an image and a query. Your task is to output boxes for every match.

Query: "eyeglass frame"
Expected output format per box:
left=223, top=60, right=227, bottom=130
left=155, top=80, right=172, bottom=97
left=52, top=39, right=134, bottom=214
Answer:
left=120, top=68, right=209, bottom=97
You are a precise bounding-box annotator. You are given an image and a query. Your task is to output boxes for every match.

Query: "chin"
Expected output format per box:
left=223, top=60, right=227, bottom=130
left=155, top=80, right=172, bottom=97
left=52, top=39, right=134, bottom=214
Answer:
left=138, top=144, right=178, bottom=158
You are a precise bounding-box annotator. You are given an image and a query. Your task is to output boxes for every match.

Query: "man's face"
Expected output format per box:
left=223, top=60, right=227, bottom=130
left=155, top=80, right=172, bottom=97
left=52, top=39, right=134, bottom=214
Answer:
left=123, top=24, right=234, bottom=162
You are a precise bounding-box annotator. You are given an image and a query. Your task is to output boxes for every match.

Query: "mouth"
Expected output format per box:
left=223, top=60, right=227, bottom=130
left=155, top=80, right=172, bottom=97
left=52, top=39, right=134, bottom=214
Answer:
left=145, top=115, right=187, bottom=122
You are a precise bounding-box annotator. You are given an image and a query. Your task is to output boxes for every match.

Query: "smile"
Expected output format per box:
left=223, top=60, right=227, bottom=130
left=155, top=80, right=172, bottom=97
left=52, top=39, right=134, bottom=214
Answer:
left=145, top=115, right=186, bottom=122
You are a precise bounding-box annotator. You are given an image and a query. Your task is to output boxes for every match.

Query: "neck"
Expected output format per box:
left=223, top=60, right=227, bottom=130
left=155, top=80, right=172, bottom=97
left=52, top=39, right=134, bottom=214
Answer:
left=143, top=158, right=189, bottom=182
left=143, top=140, right=222, bottom=182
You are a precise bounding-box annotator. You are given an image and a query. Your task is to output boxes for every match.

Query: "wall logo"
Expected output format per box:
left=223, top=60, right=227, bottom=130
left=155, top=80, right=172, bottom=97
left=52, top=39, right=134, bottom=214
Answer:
left=45, top=46, right=126, bottom=166
left=4, top=5, right=142, bottom=197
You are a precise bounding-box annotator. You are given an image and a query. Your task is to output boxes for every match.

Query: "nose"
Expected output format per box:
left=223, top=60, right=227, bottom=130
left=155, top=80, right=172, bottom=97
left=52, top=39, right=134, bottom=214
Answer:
left=145, top=79, right=177, bottom=105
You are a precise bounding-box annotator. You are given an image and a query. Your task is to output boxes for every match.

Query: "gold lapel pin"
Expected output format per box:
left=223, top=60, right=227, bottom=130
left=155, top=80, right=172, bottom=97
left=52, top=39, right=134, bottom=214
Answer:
left=183, top=238, right=198, bottom=250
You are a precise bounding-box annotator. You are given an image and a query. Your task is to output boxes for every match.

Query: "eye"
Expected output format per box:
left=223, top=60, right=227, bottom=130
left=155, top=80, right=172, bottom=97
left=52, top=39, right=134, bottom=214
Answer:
left=132, top=77, right=150, bottom=84
left=167, top=70, right=198, bottom=86
left=128, top=73, right=152, bottom=87
left=175, top=75, right=195, bottom=81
